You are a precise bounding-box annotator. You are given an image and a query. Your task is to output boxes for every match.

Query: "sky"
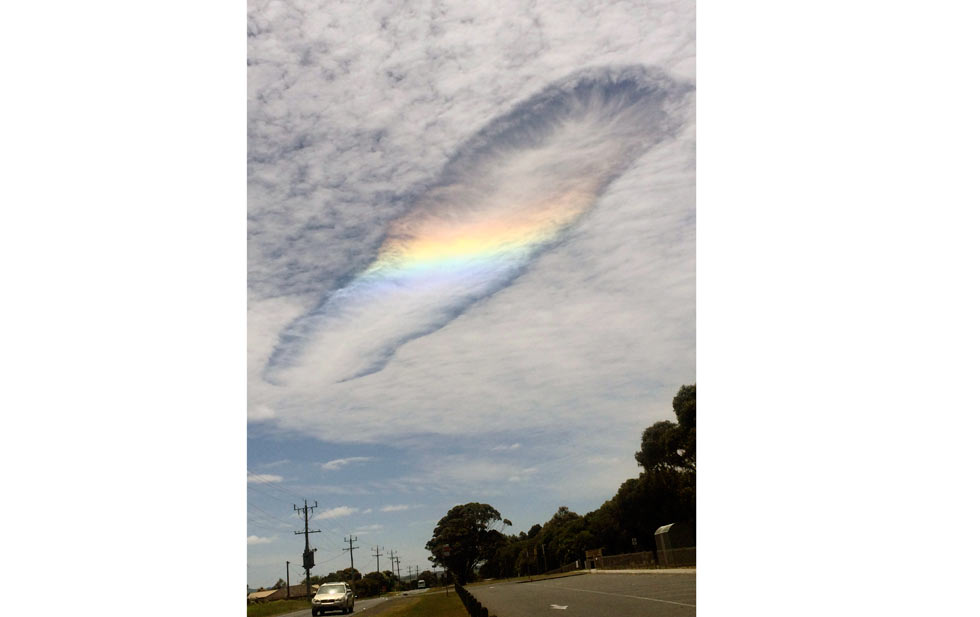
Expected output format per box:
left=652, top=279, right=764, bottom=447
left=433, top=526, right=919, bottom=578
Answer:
left=247, top=0, right=695, bottom=588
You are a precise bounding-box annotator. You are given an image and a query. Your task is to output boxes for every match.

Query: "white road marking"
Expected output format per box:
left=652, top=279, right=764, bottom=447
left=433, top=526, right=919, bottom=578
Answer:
left=549, top=604, right=568, bottom=610
left=546, top=585, right=695, bottom=608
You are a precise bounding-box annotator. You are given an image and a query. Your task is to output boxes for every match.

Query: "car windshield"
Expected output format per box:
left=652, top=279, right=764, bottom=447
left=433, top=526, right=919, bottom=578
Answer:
left=317, top=584, right=346, bottom=595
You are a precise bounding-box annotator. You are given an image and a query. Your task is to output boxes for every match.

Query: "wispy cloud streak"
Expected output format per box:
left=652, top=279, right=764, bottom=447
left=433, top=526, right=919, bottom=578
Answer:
left=320, top=456, right=373, bottom=471
left=247, top=474, right=283, bottom=483
left=263, top=67, right=690, bottom=387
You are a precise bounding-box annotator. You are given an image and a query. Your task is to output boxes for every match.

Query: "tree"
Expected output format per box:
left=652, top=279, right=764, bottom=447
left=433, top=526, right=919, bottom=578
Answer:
left=419, top=570, right=438, bottom=587
left=354, top=572, right=384, bottom=597
left=426, top=502, right=509, bottom=584
left=273, top=578, right=286, bottom=589
left=339, top=567, right=361, bottom=581
left=635, top=384, right=696, bottom=471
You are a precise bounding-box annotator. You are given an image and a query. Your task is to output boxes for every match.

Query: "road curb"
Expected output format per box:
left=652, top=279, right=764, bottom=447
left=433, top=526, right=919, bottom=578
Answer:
left=515, top=571, right=588, bottom=583
left=592, top=568, right=696, bottom=575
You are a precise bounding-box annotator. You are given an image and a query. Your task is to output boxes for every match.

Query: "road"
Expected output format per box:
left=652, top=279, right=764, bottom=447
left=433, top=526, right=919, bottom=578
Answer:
left=275, top=588, right=434, bottom=617
left=467, top=572, right=696, bottom=617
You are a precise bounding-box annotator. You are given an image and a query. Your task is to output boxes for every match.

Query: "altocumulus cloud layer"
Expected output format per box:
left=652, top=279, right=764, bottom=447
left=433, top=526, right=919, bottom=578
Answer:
left=248, top=0, right=695, bottom=446
left=264, top=67, right=691, bottom=386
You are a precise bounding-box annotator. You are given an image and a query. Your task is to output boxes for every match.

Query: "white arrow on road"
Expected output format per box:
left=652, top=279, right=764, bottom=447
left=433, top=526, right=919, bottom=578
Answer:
left=550, top=605, right=568, bottom=610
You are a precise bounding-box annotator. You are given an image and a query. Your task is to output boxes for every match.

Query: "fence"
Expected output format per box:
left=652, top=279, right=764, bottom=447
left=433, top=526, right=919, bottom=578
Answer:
left=543, top=561, right=581, bottom=575
left=585, top=547, right=696, bottom=570
left=657, top=546, right=695, bottom=567
left=527, top=545, right=697, bottom=578
left=596, top=550, right=655, bottom=569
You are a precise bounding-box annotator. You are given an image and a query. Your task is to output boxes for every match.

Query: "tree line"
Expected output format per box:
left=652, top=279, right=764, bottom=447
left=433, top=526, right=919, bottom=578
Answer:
left=426, top=384, right=696, bottom=583
left=267, top=566, right=439, bottom=597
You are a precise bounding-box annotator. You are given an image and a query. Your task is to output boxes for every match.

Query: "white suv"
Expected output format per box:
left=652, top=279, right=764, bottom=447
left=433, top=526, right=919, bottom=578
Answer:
left=312, top=582, right=354, bottom=615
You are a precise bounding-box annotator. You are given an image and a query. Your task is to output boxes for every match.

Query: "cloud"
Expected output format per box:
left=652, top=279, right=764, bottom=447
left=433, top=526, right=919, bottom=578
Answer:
left=352, top=524, right=383, bottom=534
left=320, top=457, right=373, bottom=471
left=586, top=456, right=620, bottom=465
left=249, top=404, right=276, bottom=421
left=314, top=506, right=358, bottom=520
left=247, top=474, right=283, bottom=483
left=263, top=67, right=690, bottom=387
left=379, top=504, right=413, bottom=512
left=491, top=443, right=521, bottom=451
left=249, top=68, right=695, bottom=446
left=247, top=535, right=275, bottom=545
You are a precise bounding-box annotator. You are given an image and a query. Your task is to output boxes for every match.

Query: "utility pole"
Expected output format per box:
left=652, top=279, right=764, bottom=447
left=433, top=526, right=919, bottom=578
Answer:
left=286, top=561, right=290, bottom=599
left=372, top=545, right=384, bottom=573
left=388, top=549, right=397, bottom=574
left=343, top=536, right=359, bottom=581
left=293, top=500, right=320, bottom=598
left=394, top=556, right=401, bottom=582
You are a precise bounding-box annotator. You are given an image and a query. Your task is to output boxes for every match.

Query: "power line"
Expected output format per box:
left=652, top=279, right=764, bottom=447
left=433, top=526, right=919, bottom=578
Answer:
left=248, top=502, right=297, bottom=526
left=248, top=495, right=347, bottom=546
left=294, top=499, right=321, bottom=598
left=247, top=470, right=309, bottom=502
left=343, top=536, right=359, bottom=580
left=246, top=518, right=282, bottom=535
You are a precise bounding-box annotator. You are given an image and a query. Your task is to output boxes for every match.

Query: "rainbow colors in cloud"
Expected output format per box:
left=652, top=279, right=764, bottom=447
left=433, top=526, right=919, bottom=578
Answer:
left=264, top=66, right=691, bottom=386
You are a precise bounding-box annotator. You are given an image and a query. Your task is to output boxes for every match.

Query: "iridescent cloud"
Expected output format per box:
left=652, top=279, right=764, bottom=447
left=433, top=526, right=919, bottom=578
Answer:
left=264, top=66, right=691, bottom=386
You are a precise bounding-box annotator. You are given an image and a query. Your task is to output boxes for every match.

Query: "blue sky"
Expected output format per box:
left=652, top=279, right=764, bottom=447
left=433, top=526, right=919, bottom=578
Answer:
left=248, top=0, right=695, bottom=588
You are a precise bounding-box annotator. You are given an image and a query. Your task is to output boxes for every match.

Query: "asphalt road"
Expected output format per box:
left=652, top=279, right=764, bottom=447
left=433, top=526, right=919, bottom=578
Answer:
left=468, top=572, right=696, bottom=617
left=275, top=594, right=391, bottom=617
left=275, top=589, right=434, bottom=617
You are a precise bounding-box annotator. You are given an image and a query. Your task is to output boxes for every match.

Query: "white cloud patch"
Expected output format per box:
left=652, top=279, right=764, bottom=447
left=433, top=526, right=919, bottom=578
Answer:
left=247, top=474, right=283, bottom=483
left=321, top=457, right=373, bottom=471
left=352, top=524, right=383, bottom=534
left=314, top=506, right=358, bottom=520
left=379, top=504, right=413, bottom=512
left=492, top=443, right=521, bottom=451
left=247, top=535, right=275, bottom=545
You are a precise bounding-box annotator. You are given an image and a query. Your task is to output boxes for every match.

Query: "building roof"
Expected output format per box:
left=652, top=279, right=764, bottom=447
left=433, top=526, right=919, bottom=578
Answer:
left=247, top=589, right=279, bottom=601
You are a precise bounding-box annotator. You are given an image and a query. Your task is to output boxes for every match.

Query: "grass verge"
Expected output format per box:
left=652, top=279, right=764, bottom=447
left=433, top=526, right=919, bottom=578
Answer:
left=246, top=598, right=310, bottom=617
left=368, top=591, right=467, bottom=617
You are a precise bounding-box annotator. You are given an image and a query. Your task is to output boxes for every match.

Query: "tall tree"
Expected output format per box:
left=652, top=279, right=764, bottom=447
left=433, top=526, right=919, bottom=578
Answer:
left=636, top=384, right=696, bottom=471
left=426, top=503, right=510, bottom=584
